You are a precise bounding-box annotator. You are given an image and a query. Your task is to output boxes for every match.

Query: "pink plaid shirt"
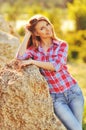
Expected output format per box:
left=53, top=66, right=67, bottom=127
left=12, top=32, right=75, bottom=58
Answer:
left=17, top=40, right=77, bottom=93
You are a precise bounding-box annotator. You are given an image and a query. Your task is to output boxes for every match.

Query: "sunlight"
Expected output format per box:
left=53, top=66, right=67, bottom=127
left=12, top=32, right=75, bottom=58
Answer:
left=16, top=20, right=27, bottom=29
left=61, top=20, right=75, bottom=32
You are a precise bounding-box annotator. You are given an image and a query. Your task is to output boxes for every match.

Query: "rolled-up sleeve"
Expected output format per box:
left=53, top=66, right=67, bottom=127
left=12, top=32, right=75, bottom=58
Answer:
left=51, top=42, right=68, bottom=72
left=16, top=49, right=33, bottom=60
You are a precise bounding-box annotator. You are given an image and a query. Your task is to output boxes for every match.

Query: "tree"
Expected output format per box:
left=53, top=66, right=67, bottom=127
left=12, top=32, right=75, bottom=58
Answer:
left=67, top=0, right=86, bottom=30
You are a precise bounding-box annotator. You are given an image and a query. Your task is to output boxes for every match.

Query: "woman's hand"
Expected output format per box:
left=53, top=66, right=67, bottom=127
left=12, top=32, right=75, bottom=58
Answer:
left=18, top=59, right=34, bottom=68
left=24, top=24, right=31, bottom=34
left=25, top=30, right=32, bottom=37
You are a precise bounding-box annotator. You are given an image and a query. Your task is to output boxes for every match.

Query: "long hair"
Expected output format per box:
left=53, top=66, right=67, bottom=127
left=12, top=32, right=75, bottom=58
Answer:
left=25, top=14, right=58, bottom=49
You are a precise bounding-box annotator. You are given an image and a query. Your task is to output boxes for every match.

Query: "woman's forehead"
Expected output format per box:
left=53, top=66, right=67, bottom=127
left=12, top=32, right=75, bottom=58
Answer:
left=35, top=20, right=48, bottom=28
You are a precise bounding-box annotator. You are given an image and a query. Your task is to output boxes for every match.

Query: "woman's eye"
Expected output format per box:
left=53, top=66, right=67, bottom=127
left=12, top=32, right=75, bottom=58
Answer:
left=40, top=27, right=44, bottom=30
left=40, top=23, right=50, bottom=30
left=46, top=23, right=49, bottom=26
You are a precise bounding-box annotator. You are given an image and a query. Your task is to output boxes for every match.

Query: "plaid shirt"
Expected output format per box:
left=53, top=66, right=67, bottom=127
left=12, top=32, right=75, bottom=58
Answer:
left=17, top=40, right=77, bottom=93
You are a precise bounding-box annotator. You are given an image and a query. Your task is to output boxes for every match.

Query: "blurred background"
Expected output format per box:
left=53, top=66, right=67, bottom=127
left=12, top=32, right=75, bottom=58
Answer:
left=0, top=0, right=86, bottom=129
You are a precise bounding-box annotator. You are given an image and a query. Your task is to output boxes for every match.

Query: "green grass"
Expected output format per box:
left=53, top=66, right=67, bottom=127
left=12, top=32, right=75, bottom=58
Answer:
left=68, top=62, right=86, bottom=130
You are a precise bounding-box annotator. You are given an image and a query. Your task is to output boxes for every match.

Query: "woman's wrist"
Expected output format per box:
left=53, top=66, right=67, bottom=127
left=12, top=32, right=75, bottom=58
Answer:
left=31, top=59, right=34, bottom=65
left=27, top=59, right=34, bottom=65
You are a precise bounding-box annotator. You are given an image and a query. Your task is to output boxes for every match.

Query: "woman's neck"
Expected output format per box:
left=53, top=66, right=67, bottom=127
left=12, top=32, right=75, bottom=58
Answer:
left=40, top=38, right=53, bottom=52
left=41, top=38, right=53, bottom=47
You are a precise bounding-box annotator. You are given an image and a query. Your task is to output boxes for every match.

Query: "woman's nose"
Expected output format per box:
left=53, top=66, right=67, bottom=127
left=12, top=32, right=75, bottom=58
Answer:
left=46, top=26, right=50, bottom=31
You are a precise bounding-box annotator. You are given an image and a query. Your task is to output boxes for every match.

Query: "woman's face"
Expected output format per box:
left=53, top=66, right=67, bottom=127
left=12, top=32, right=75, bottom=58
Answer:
left=34, top=20, right=53, bottom=39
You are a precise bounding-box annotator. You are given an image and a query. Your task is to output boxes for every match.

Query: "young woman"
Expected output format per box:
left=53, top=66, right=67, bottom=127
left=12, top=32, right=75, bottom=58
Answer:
left=16, top=14, right=84, bottom=130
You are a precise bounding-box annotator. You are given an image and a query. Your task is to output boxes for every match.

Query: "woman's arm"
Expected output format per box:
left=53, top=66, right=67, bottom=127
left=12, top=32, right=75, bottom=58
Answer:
left=16, top=31, right=31, bottom=57
left=33, top=60, right=55, bottom=71
left=18, top=41, right=68, bottom=72
left=19, top=59, right=56, bottom=71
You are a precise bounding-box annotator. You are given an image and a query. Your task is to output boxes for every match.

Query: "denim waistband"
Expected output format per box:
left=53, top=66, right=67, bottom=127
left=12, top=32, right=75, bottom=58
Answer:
left=50, top=83, right=78, bottom=95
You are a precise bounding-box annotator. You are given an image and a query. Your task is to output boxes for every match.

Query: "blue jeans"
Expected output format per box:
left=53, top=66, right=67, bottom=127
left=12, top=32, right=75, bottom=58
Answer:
left=50, top=83, right=84, bottom=130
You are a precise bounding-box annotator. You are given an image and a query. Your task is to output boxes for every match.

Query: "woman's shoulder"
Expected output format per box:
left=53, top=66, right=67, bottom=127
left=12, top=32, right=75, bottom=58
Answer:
left=26, top=46, right=36, bottom=52
left=53, top=39, right=68, bottom=47
left=26, top=46, right=39, bottom=55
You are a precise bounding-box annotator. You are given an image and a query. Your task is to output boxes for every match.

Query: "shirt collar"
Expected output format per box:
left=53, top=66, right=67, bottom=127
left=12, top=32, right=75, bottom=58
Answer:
left=53, top=40, right=60, bottom=45
left=38, top=40, right=59, bottom=53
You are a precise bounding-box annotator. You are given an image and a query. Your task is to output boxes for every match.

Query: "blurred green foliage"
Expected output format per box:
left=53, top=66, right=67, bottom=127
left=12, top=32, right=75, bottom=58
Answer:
left=83, top=105, right=86, bottom=130
left=0, top=0, right=86, bottom=129
left=64, top=30, right=86, bottom=63
left=67, top=0, right=86, bottom=30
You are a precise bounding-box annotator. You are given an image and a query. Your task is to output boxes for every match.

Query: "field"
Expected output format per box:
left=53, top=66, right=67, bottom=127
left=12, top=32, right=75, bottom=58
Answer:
left=68, top=62, right=86, bottom=129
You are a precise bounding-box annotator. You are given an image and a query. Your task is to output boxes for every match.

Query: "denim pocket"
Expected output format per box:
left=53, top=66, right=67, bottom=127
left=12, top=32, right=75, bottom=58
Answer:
left=70, top=84, right=83, bottom=96
left=70, top=84, right=84, bottom=105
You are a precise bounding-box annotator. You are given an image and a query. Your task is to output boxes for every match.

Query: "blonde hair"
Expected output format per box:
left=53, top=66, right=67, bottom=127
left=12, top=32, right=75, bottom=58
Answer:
left=25, top=14, right=58, bottom=49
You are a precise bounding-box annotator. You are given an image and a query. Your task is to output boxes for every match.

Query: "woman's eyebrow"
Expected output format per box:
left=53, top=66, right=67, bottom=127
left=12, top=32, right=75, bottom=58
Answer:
left=40, top=26, right=44, bottom=29
left=40, top=23, right=47, bottom=29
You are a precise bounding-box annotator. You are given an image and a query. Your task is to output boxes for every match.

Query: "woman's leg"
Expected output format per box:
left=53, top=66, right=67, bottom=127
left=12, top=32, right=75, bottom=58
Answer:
left=54, top=97, right=82, bottom=130
left=68, top=84, right=84, bottom=126
left=51, top=85, right=84, bottom=130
